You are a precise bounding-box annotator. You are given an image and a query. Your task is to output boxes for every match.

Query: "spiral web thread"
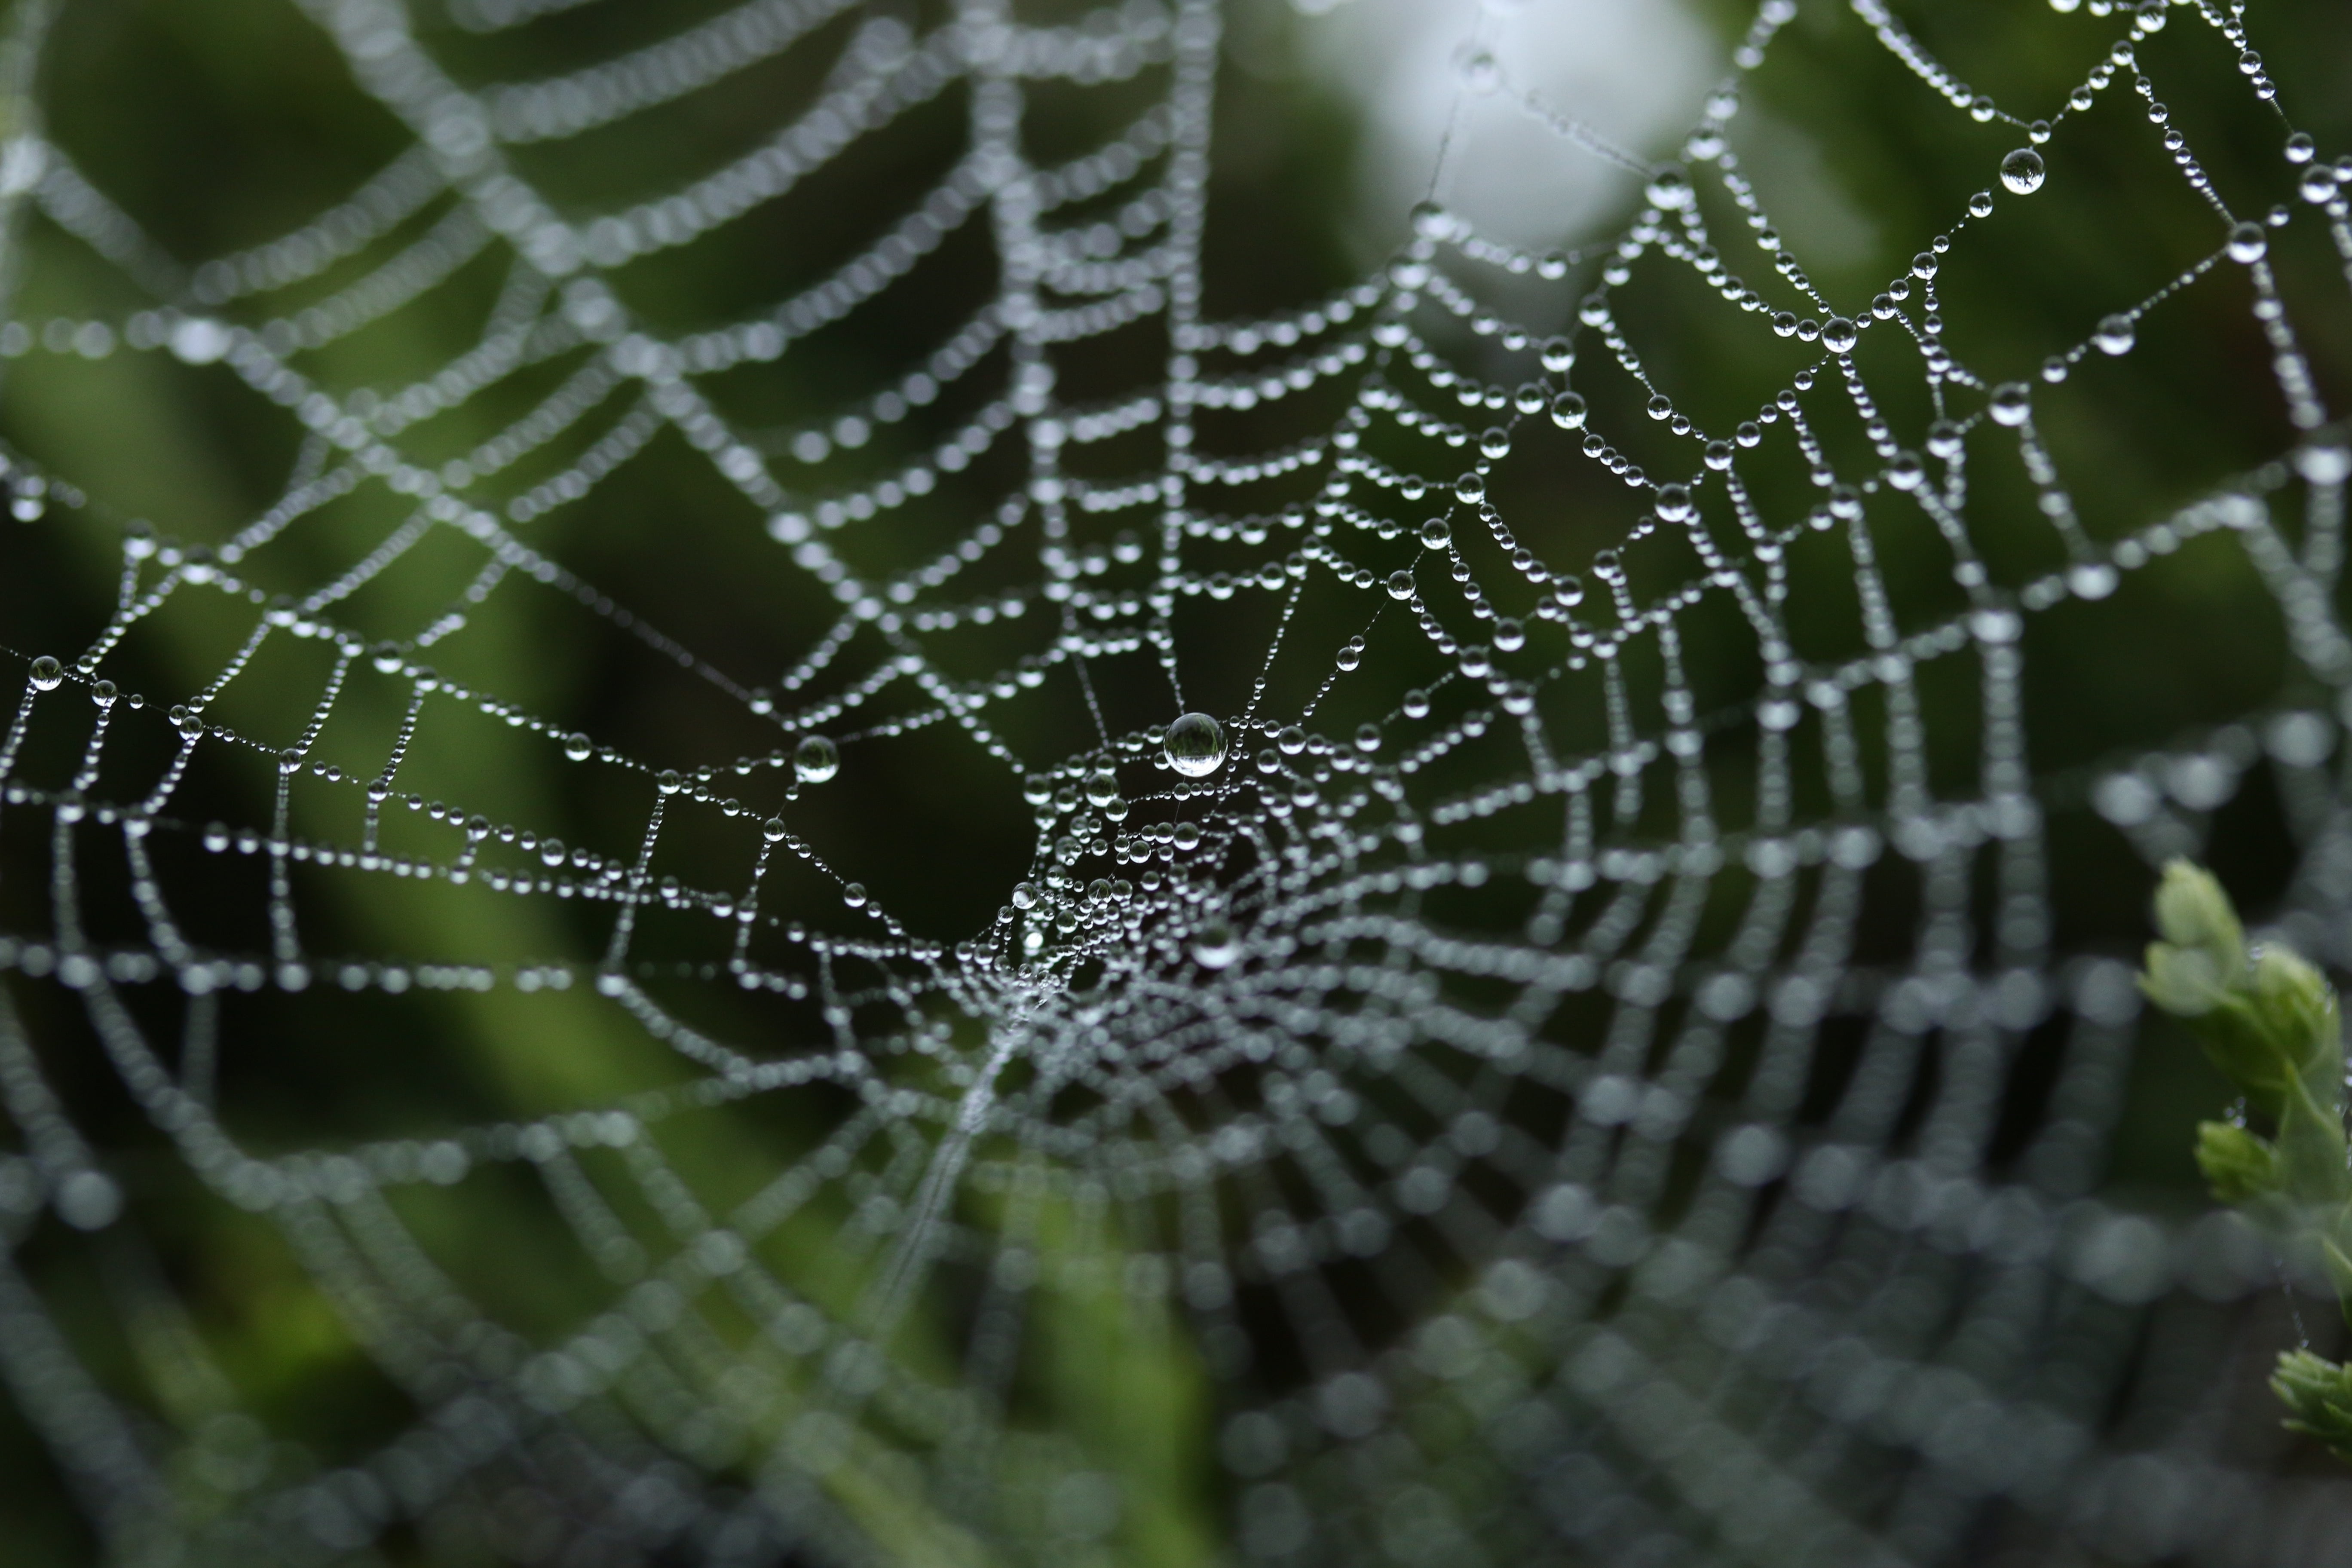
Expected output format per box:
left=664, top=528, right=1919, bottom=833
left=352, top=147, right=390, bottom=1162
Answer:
left=0, top=0, right=2350, bottom=1562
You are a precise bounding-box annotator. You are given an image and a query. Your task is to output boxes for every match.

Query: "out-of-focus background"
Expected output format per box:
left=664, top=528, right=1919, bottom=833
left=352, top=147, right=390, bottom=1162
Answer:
left=2, top=0, right=2351, bottom=1562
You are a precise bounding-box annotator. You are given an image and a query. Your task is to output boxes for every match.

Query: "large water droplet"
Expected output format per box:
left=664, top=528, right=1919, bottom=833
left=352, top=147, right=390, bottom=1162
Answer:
left=1821, top=316, right=1858, bottom=354
left=1419, top=517, right=1452, bottom=549
left=1654, top=484, right=1694, bottom=523
left=1191, top=920, right=1240, bottom=968
left=793, top=734, right=840, bottom=784
left=1988, top=383, right=2033, bottom=427
left=1645, top=167, right=1693, bottom=210
left=1550, top=391, right=1587, bottom=430
left=1385, top=570, right=1416, bottom=600
left=1999, top=147, right=2046, bottom=195
left=28, top=655, right=62, bottom=691
left=1084, top=768, right=1119, bottom=807
left=564, top=732, right=593, bottom=762
left=1164, top=712, right=1226, bottom=778
left=1457, top=48, right=1501, bottom=95
left=2092, top=313, right=2135, bottom=355
left=2226, top=220, right=2267, bottom=263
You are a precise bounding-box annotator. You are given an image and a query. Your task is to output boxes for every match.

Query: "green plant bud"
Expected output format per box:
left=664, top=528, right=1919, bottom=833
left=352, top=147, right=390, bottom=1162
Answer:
left=2275, top=1350, right=2352, bottom=1459
left=2193, top=1120, right=2279, bottom=1204
left=2152, top=859, right=2247, bottom=985
left=2140, top=940, right=2235, bottom=1017
left=2250, top=944, right=2340, bottom=1076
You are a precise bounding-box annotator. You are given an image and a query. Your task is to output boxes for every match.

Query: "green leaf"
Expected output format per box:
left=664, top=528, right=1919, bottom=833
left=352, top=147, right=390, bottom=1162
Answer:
left=2274, top=1350, right=2352, bottom=1460
left=2192, top=1120, right=2278, bottom=1204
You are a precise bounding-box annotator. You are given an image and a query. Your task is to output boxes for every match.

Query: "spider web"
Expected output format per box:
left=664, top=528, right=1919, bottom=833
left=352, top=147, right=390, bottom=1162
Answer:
left=1, top=0, right=2350, bottom=1563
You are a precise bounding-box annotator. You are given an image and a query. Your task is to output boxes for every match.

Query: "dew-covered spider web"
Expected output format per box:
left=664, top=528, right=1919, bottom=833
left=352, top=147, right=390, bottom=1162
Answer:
left=2, top=0, right=2351, bottom=1562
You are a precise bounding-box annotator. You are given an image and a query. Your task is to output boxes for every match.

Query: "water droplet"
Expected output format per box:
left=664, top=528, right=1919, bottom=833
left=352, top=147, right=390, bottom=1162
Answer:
left=168, top=317, right=230, bottom=365
left=564, top=732, right=593, bottom=762
left=1645, top=167, right=1693, bottom=209
left=1277, top=725, right=1307, bottom=756
left=28, top=655, right=61, bottom=691
left=2227, top=220, right=2267, bottom=263
left=1191, top=920, right=1240, bottom=968
left=1454, top=472, right=1485, bottom=505
left=1385, top=570, right=1416, bottom=600
left=1910, top=251, right=1939, bottom=281
left=1540, top=336, right=1574, bottom=374
left=793, top=734, right=840, bottom=784
left=1409, top=200, right=1450, bottom=239
left=1419, top=517, right=1452, bottom=549
left=1821, top=316, right=1858, bottom=354
left=1164, top=712, right=1226, bottom=778
left=1704, top=441, right=1733, bottom=472
left=1828, top=484, right=1864, bottom=521
left=1735, top=421, right=1762, bottom=448
left=90, top=678, right=116, bottom=706
left=1550, top=391, right=1587, bottom=430
left=842, top=882, right=867, bottom=909
left=2297, top=441, right=2352, bottom=485
left=1011, top=881, right=1039, bottom=910
left=656, top=769, right=683, bottom=794
left=2092, top=313, right=2135, bottom=355
left=1457, top=48, right=1501, bottom=95
left=1654, top=484, right=1693, bottom=523
left=2000, top=147, right=2046, bottom=195
left=1492, top=618, right=1525, bottom=652
left=1988, top=383, right=2033, bottom=427
left=56, top=1169, right=121, bottom=1231
left=1926, top=420, right=1963, bottom=459
left=1403, top=689, right=1431, bottom=719
left=1886, top=450, right=1925, bottom=490
left=1967, top=190, right=1995, bottom=219
left=1355, top=723, right=1381, bottom=754
left=1085, top=768, right=1119, bottom=806
left=2286, top=132, right=2316, bottom=165
left=1479, top=427, right=1511, bottom=461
